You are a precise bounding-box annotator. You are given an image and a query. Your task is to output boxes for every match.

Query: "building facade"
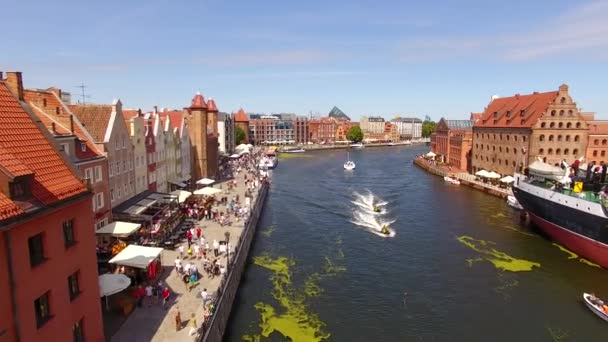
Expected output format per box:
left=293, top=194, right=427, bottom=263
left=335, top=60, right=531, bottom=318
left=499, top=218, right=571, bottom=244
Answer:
left=123, top=109, right=148, bottom=195
left=71, top=100, right=136, bottom=208
left=0, top=74, right=104, bottom=342
left=186, top=93, right=210, bottom=184
left=585, top=116, right=608, bottom=164
left=360, top=116, right=385, bottom=134
left=430, top=118, right=474, bottom=169
left=294, top=116, right=309, bottom=144
left=234, top=108, right=249, bottom=144
left=391, top=117, right=423, bottom=139
left=472, top=85, right=589, bottom=175
left=218, top=112, right=235, bottom=154
left=24, top=86, right=112, bottom=230
left=144, top=115, right=157, bottom=191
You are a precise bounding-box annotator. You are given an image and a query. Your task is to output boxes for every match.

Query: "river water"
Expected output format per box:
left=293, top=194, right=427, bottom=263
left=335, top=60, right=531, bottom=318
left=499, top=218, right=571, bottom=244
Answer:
left=225, top=145, right=608, bottom=342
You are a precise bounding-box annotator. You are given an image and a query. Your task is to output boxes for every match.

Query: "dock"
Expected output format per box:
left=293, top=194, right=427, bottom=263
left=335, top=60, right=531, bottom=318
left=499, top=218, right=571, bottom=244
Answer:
left=111, top=179, right=268, bottom=342
left=413, top=157, right=511, bottom=199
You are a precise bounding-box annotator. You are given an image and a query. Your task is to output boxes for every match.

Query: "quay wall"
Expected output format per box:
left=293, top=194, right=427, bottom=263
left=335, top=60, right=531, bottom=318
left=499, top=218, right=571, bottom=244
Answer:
left=413, top=158, right=510, bottom=199
left=200, top=182, right=269, bottom=342
left=301, top=141, right=427, bottom=151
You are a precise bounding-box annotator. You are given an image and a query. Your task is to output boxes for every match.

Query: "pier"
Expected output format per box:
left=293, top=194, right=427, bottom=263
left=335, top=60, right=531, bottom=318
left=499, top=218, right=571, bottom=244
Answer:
left=111, top=179, right=268, bottom=342
left=413, top=157, right=511, bottom=199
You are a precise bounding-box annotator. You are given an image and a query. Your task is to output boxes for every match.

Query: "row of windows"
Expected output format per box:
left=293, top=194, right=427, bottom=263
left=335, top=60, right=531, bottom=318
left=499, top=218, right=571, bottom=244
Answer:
left=592, top=150, right=607, bottom=157
left=83, top=165, right=103, bottom=184
left=539, top=134, right=580, bottom=142
left=538, top=148, right=579, bottom=155
left=109, top=160, right=134, bottom=177
left=110, top=182, right=134, bottom=202
left=539, top=121, right=581, bottom=129
left=35, top=286, right=85, bottom=342
left=476, top=144, right=525, bottom=154
left=475, top=133, right=527, bottom=142
left=593, top=139, right=608, bottom=146
left=29, top=220, right=76, bottom=267
left=549, top=109, right=574, bottom=116
left=474, top=155, right=519, bottom=167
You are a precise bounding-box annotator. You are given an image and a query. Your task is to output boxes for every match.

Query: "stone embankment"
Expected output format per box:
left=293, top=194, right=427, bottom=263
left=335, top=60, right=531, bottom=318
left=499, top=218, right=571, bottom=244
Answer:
left=413, top=158, right=511, bottom=199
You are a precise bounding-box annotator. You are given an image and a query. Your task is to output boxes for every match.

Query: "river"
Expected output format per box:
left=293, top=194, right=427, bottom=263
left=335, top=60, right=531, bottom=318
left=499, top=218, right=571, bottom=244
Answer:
left=224, top=145, right=608, bottom=342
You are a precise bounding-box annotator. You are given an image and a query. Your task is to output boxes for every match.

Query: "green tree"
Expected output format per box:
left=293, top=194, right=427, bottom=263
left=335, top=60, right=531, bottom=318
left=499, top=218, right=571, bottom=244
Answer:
left=346, top=125, right=363, bottom=143
left=235, top=126, right=246, bottom=145
left=422, top=120, right=437, bottom=138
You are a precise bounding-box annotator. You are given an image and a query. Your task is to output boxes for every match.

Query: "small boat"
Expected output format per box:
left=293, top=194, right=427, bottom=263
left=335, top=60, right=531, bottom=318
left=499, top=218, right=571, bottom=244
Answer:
left=373, top=205, right=381, bottom=213
left=344, top=152, right=356, bottom=170
left=443, top=175, right=460, bottom=185
left=282, top=147, right=305, bottom=153
left=380, top=226, right=390, bottom=235
left=388, top=142, right=396, bottom=146
left=583, top=293, right=608, bottom=322
left=351, top=143, right=364, bottom=149
left=507, top=195, right=523, bottom=210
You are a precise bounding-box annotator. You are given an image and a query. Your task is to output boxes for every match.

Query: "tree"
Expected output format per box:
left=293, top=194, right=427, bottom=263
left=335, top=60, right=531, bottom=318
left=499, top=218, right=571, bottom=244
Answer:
left=346, top=125, right=363, bottom=143
left=235, top=126, right=246, bottom=145
left=422, top=120, right=437, bottom=138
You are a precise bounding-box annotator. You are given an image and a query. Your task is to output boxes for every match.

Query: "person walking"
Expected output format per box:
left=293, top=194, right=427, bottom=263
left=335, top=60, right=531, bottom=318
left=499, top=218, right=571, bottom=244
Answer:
left=145, top=283, right=154, bottom=307
left=186, top=230, right=193, bottom=248
left=188, top=313, right=198, bottom=336
left=174, top=307, right=182, bottom=331
left=178, top=245, right=185, bottom=259
left=162, top=287, right=170, bottom=309
left=201, top=288, right=209, bottom=308
left=213, top=239, right=219, bottom=257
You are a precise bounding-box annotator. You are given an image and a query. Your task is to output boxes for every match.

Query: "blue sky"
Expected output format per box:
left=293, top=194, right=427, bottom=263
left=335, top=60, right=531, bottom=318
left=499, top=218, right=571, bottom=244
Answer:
left=2, top=0, right=607, bottom=120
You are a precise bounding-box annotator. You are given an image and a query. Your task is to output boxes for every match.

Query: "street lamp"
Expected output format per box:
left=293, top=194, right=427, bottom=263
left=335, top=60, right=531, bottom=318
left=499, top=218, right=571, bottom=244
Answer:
left=224, top=231, right=230, bottom=269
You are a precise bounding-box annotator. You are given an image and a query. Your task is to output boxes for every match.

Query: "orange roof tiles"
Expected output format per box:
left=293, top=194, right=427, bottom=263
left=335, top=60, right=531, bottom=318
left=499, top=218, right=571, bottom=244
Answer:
left=0, top=192, right=24, bottom=220
left=70, top=104, right=113, bottom=142
left=158, top=110, right=184, bottom=133
left=0, top=81, right=87, bottom=218
left=234, top=108, right=248, bottom=122
left=475, top=90, right=558, bottom=128
left=207, top=99, right=218, bottom=112
left=190, top=93, right=207, bottom=109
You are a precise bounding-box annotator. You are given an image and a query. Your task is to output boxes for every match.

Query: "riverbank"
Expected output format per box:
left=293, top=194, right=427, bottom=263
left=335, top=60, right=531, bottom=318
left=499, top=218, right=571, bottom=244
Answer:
left=302, top=141, right=427, bottom=151
left=413, top=157, right=511, bottom=199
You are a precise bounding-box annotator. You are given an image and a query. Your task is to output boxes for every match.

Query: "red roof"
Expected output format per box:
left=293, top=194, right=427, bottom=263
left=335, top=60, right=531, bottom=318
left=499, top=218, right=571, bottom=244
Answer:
left=475, top=90, right=558, bottom=128
left=190, top=93, right=207, bottom=109
left=234, top=108, right=248, bottom=122
left=0, top=81, right=87, bottom=220
left=158, top=110, right=185, bottom=133
left=207, top=98, right=218, bottom=112
left=70, top=104, right=113, bottom=142
left=25, top=89, right=102, bottom=159
left=470, top=112, right=482, bottom=122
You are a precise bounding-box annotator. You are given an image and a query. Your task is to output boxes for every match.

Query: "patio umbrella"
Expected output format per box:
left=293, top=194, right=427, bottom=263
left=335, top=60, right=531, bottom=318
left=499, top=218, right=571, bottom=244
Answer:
left=475, top=170, right=489, bottom=177
left=193, top=187, right=223, bottom=196
left=196, top=178, right=215, bottom=185
left=426, top=151, right=436, bottom=158
left=99, top=274, right=131, bottom=310
left=500, top=175, right=515, bottom=183
left=486, top=171, right=501, bottom=179
left=230, top=154, right=240, bottom=158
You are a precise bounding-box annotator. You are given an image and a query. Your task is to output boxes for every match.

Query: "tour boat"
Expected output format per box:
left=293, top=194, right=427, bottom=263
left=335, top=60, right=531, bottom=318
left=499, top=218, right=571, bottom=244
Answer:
left=443, top=175, right=460, bottom=185
left=388, top=142, right=396, bottom=146
left=583, top=293, right=608, bottom=322
left=506, top=195, right=523, bottom=210
left=344, top=152, right=355, bottom=170
left=282, top=146, right=305, bottom=153
left=351, top=143, right=364, bottom=149
left=512, top=159, right=608, bottom=268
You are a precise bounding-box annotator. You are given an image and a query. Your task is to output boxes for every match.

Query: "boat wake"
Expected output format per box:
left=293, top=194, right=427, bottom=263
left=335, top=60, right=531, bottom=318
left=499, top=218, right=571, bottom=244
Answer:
left=350, top=191, right=396, bottom=238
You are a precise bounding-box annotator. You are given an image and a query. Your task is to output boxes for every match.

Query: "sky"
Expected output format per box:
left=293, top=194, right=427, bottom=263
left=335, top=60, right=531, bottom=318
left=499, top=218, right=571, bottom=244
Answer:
left=2, top=0, right=608, bottom=121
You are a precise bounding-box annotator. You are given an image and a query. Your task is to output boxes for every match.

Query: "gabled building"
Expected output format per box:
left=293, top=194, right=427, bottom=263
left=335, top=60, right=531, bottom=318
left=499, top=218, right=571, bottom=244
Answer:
left=150, top=110, right=167, bottom=193
left=584, top=114, right=608, bottom=165
left=218, top=112, right=235, bottom=154
left=158, top=109, right=190, bottom=189
left=234, top=108, right=249, bottom=144
left=431, top=118, right=474, bottom=171
left=123, top=109, right=148, bottom=195
left=71, top=100, right=136, bottom=208
left=0, top=72, right=104, bottom=342
left=143, top=113, right=157, bottom=191
left=472, top=85, right=589, bottom=175
left=24, top=86, right=111, bottom=229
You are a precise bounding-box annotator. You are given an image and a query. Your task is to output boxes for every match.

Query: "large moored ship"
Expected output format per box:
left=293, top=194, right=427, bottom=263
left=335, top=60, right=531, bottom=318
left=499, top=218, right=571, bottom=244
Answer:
left=512, top=160, right=608, bottom=268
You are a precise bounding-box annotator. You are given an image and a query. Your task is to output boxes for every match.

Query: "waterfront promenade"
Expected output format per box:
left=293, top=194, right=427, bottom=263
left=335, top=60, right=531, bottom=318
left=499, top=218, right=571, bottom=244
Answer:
left=413, top=157, right=511, bottom=198
left=112, top=177, right=264, bottom=342
left=301, top=140, right=428, bottom=151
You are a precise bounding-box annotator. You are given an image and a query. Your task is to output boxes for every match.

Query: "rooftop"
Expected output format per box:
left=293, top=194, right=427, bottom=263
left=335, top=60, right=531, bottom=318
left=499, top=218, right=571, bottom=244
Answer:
left=328, top=106, right=350, bottom=121
left=70, top=104, right=113, bottom=142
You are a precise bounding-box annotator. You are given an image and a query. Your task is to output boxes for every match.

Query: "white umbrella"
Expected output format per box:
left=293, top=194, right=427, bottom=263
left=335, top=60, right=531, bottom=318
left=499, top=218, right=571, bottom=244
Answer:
left=196, top=178, right=215, bottom=185
left=500, top=175, right=514, bottom=183
left=230, top=154, right=240, bottom=158
left=239, top=149, right=250, bottom=155
left=193, top=187, right=222, bottom=196
left=99, top=274, right=131, bottom=310
left=426, top=151, right=436, bottom=158
left=475, top=170, right=489, bottom=177
left=486, top=171, right=501, bottom=179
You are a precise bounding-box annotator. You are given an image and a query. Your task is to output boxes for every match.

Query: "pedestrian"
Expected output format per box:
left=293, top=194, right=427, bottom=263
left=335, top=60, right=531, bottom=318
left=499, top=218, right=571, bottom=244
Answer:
left=178, top=245, right=184, bottom=259
left=175, top=256, right=182, bottom=274
left=201, top=288, right=209, bottom=307
left=135, top=285, right=145, bottom=307
left=187, top=230, right=193, bottom=248
left=219, top=242, right=226, bottom=256
left=145, top=283, right=154, bottom=307
left=194, top=244, right=201, bottom=259
left=162, top=287, right=170, bottom=308
left=174, top=307, right=182, bottom=331
left=187, top=246, right=193, bottom=259
left=189, top=272, right=197, bottom=292
left=196, top=227, right=202, bottom=240
left=189, top=313, right=198, bottom=336
left=213, top=239, right=219, bottom=257
left=182, top=273, right=190, bottom=290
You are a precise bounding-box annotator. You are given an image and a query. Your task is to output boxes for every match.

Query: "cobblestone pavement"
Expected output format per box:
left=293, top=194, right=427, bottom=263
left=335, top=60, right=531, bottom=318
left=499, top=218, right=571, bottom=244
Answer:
left=111, top=177, right=261, bottom=342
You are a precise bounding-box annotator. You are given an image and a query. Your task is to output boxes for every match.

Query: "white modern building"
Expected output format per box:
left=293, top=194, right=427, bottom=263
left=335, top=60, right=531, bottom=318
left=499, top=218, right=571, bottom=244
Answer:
left=391, top=117, right=423, bottom=139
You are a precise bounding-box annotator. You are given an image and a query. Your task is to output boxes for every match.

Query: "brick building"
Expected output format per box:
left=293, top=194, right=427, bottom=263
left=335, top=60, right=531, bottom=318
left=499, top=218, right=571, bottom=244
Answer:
left=430, top=118, right=474, bottom=170
left=234, top=108, right=249, bottom=144
left=585, top=115, right=608, bottom=164
left=294, top=117, right=309, bottom=144
left=0, top=73, right=104, bottom=342
left=472, top=85, right=589, bottom=175
left=185, top=93, right=218, bottom=182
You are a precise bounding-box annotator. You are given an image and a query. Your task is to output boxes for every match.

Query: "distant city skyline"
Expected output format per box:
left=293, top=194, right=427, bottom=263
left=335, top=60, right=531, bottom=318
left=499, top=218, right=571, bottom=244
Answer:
left=2, top=0, right=607, bottom=120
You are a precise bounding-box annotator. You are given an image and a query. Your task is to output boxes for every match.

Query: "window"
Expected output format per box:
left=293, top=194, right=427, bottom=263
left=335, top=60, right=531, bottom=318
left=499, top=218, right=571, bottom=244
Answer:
left=73, top=318, right=84, bottom=342
left=603, top=140, right=607, bottom=145
left=63, top=219, right=76, bottom=248
left=109, top=163, right=114, bottom=177
left=595, top=139, right=600, bottom=145
left=28, top=233, right=45, bottom=267
left=556, top=148, right=561, bottom=155
left=80, top=142, right=86, bottom=152
left=499, top=147, right=502, bottom=153
left=549, top=135, right=554, bottom=142
left=559, top=110, right=564, bottom=116
left=576, top=122, right=581, bottom=128
left=551, top=110, right=556, bottom=116
left=558, top=135, right=562, bottom=142
left=558, top=122, right=563, bottom=128
left=573, top=149, right=579, bottom=155
left=561, top=97, right=566, bottom=104
left=117, top=187, right=122, bottom=198
left=68, top=271, right=81, bottom=301
left=539, top=135, right=545, bottom=141
left=568, top=110, right=573, bottom=116
left=548, top=148, right=553, bottom=155
left=116, top=162, right=120, bottom=175
left=602, top=151, right=606, bottom=157
left=523, top=136, right=527, bottom=142
left=110, top=189, right=115, bottom=202
left=567, top=122, right=572, bottom=128
left=593, top=150, right=598, bottom=157
left=566, top=135, right=571, bottom=142
left=35, top=292, right=51, bottom=328
left=539, top=148, right=544, bottom=154
left=95, top=192, right=104, bottom=209
left=94, top=166, right=102, bottom=182
left=84, top=168, right=93, bottom=183
left=550, top=122, right=555, bottom=128
left=61, top=143, right=70, bottom=155
left=564, top=149, right=569, bottom=155
left=575, top=135, right=580, bottom=142
left=506, top=147, right=509, bottom=153
left=9, top=180, right=26, bottom=199
left=541, top=122, right=546, bottom=128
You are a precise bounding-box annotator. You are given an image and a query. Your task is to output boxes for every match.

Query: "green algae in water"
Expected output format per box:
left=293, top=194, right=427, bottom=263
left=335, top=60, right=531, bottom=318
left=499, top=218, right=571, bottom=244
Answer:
left=546, top=326, right=569, bottom=341
left=249, top=255, right=331, bottom=342
left=323, top=256, right=347, bottom=275
left=457, top=236, right=540, bottom=272
left=552, top=243, right=602, bottom=268
left=278, top=153, right=313, bottom=160
left=466, top=257, right=484, bottom=268
left=260, top=225, right=276, bottom=237
left=579, top=258, right=601, bottom=268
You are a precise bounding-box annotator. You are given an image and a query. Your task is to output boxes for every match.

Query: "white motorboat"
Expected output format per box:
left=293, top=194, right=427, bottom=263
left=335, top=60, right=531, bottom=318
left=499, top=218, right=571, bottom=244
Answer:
left=282, top=147, right=305, bottom=153
left=404, top=140, right=412, bottom=145
left=443, top=175, right=460, bottom=185
left=388, top=142, right=396, bottom=146
left=583, top=293, right=608, bottom=322
left=351, top=143, right=364, bottom=149
left=506, top=195, right=523, bottom=210
left=344, top=152, right=356, bottom=170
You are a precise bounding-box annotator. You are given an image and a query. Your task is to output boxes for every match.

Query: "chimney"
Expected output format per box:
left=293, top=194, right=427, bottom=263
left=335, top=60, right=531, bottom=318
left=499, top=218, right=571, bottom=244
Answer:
left=51, top=122, right=57, bottom=134
left=153, top=106, right=158, bottom=114
left=69, top=115, right=75, bottom=133
left=0, top=72, right=3, bottom=80
left=6, top=72, right=24, bottom=101
left=138, top=108, right=142, bottom=117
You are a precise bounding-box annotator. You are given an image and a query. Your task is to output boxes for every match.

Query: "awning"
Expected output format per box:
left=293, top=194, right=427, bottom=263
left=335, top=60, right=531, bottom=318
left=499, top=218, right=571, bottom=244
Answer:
left=96, top=221, right=142, bottom=238
left=169, top=190, right=192, bottom=203
left=109, top=245, right=163, bottom=269
left=193, top=187, right=222, bottom=196
left=486, top=171, right=501, bottom=179
left=196, top=178, right=215, bottom=185
left=426, top=151, right=436, bottom=157
left=169, top=180, right=187, bottom=187
left=230, top=154, right=240, bottom=158
left=475, top=170, right=489, bottom=177
left=99, top=274, right=131, bottom=297
left=500, top=176, right=515, bottom=183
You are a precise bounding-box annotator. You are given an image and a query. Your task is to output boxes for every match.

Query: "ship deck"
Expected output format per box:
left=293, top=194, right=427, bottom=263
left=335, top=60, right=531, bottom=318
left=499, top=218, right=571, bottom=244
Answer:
left=529, top=179, right=605, bottom=204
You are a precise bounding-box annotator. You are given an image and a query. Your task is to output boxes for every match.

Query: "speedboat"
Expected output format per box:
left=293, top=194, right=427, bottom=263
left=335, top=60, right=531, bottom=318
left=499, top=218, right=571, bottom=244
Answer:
left=583, top=293, right=608, bottom=322
left=388, top=142, right=396, bottom=146
left=507, top=195, right=523, bottom=210
left=344, top=152, right=356, bottom=170
left=351, top=143, right=364, bottom=149
left=381, top=226, right=390, bottom=235
left=282, top=147, right=305, bottom=153
left=443, top=175, right=460, bottom=185
left=373, top=205, right=381, bottom=213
